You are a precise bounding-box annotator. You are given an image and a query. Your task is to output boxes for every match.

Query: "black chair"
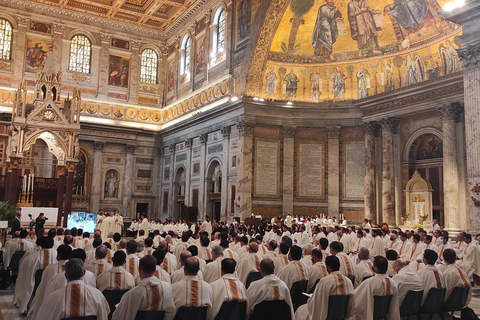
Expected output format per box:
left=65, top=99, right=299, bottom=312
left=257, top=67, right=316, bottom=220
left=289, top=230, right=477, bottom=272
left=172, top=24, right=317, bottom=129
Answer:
left=135, top=310, right=165, bottom=320
left=308, top=279, right=320, bottom=294
left=103, top=289, right=129, bottom=317
left=245, top=271, right=262, bottom=289
left=205, top=260, right=213, bottom=264
left=420, top=287, right=446, bottom=320
left=250, top=300, right=292, bottom=320
left=373, top=295, right=392, bottom=320
left=326, top=295, right=351, bottom=320
left=443, top=286, right=470, bottom=316
left=214, top=300, right=246, bottom=320
left=32, top=269, right=44, bottom=297
left=290, top=280, right=308, bottom=311
left=8, top=251, right=25, bottom=283
left=399, top=290, right=423, bottom=320
left=348, top=276, right=355, bottom=286
left=61, top=316, right=97, bottom=320
left=174, top=306, right=208, bottom=320
left=362, top=275, right=372, bottom=283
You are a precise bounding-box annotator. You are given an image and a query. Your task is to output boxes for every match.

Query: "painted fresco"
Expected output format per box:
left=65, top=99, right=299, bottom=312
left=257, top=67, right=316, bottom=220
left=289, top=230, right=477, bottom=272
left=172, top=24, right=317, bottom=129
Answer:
left=257, top=0, right=462, bottom=102
left=195, top=35, right=206, bottom=76
left=25, top=38, right=52, bottom=72
left=108, top=55, right=130, bottom=88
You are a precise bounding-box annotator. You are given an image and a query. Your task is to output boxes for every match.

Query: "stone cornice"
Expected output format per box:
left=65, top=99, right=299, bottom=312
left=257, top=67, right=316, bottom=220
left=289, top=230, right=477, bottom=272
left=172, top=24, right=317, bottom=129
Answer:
left=163, top=0, right=211, bottom=38
left=1, top=0, right=162, bottom=39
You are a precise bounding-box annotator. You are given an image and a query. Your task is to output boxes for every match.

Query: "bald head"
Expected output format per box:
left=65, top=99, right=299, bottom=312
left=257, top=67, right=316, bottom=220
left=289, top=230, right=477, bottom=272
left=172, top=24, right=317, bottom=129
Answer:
left=249, top=242, right=259, bottom=253
left=393, top=260, right=407, bottom=274
left=184, top=257, right=200, bottom=275
left=358, top=247, right=370, bottom=260
left=260, top=258, right=275, bottom=276
left=180, top=250, right=192, bottom=265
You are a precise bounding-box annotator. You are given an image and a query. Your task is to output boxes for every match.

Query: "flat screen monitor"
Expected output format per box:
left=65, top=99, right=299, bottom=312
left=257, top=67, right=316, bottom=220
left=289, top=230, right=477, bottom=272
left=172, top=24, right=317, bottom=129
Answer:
left=67, top=212, right=97, bottom=233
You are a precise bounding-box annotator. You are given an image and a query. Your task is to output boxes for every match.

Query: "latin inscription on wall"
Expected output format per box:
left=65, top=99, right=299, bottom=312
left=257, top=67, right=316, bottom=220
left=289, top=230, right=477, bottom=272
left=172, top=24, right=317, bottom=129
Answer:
left=298, top=143, right=323, bottom=198
left=344, top=143, right=365, bottom=199
left=254, top=140, right=279, bottom=197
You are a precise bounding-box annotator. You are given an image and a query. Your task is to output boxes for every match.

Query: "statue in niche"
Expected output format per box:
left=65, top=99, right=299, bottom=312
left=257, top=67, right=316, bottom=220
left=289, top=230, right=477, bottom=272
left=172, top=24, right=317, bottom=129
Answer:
left=105, top=170, right=120, bottom=198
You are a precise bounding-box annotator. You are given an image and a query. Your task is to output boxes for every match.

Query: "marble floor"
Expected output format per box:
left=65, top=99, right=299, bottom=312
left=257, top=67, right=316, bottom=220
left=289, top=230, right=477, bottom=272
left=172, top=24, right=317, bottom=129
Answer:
left=0, top=286, right=479, bottom=320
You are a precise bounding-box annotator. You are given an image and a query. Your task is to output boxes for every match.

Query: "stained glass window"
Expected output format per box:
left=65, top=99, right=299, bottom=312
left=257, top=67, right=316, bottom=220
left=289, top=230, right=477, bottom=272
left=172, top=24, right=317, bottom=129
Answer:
left=217, top=10, right=225, bottom=52
left=0, top=19, right=12, bottom=60
left=184, top=36, right=191, bottom=74
left=69, top=35, right=91, bottom=73
left=140, top=48, right=158, bottom=84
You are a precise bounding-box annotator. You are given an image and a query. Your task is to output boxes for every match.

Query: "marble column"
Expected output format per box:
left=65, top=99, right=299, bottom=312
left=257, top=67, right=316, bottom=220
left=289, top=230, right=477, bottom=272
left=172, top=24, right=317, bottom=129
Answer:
left=282, top=127, right=295, bottom=216
left=363, top=122, right=377, bottom=221
left=168, top=145, right=176, bottom=219
left=56, top=166, right=66, bottom=225
left=52, top=23, right=65, bottom=71
left=90, top=142, right=104, bottom=213
left=198, top=136, right=207, bottom=220
left=381, top=119, right=397, bottom=225
left=153, top=147, right=162, bottom=219
left=122, top=145, right=136, bottom=218
left=439, top=105, right=460, bottom=233
left=456, top=108, right=467, bottom=231
left=64, top=163, right=75, bottom=227
left=327, top=127, right=341, bottom=217
left=12, top=16, right=28, bottom=83
left=393, top=123, right=402, bottom=226
left=236, top=121, right=254, bottom=221
left=221, top=126, right=231, bottom=221
left=98, top=33, right=111, bottom=96
left=184, top=140, right=192, bottom=207
left=130, top=40, right=142, bottom=103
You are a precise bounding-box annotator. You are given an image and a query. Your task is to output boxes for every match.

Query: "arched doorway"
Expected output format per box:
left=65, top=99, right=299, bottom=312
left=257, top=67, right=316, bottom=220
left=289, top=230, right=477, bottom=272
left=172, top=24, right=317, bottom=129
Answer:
left=206, top=161, right=222, bottom=222
left=404, top=132, right=444, bottom=226
left=173, top=167, right=186, bottom=220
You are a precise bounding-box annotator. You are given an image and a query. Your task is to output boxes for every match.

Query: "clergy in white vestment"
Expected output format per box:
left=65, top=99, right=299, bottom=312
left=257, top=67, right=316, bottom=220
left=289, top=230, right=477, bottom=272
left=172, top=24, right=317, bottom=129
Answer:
left=369, top=230, right=386, bottom=257
left=43, top=249, right=97, bottom=296
left=278, top=245, right=309, bottom=289
left=125, top=240, right=140, bottom=277
left=405, top=234, right=426, bottom=262
left=151, top=250, right=172, bottom=283
left=417, top=249, right=446, bottom=304
left=236, top=242, right=262, bottom=284
left=307, top=249, right=328, bottom=292
left=114, top=211, right=123, bottom=234
left=27, top=244, right=73, bottom=320
left=171, top=257, right=214, bottom=319
left=198, top=236, right=213, bottom=261
left=171, top=251, right=204, bottom=283
left=96, top=250, right=136, bottom=292
left=112, top=255, right=176, bottom=320
left=396, top=233, right=412, bottom=258
left=139, top=214, right=149, bottom=235
left=36, top=259, right=110, bottom=320
left=245, top=258, right=295, bottom=320
left=272, top=242, right=290, bottom=275
left=437, top=235, right=453, bottom=262
left=4, top=229, right=34, bottom=267
left=459, top=234, right=480, bottom=276
left=221, top=240, right=240, bottom=262
left=391, top=260, right=423, bottom=306
left=174, top=232, right=191, bottom=263
left=330, top=241, right=356, bottom=282
left=301, top=244, right=314, bottom=268
left=295, top=256, right=355, bottom=320
left=442, top=248, right=472, bottom=304
left=350, top=230, right=369, bottom=254
left=85, top=245, right=113, bottom=278
left=354, top=248, right=375, bottom=288
left=386, top=233, right=402, bottom=252
left=14, top=236, right=57, bottom=313
left=210, top=258, right=247, bottom=319
left=201, top=216, right=213, bottom=235
left=354, top=256, right=400, bottom=320
left=204, top=246, right=227, bottom=283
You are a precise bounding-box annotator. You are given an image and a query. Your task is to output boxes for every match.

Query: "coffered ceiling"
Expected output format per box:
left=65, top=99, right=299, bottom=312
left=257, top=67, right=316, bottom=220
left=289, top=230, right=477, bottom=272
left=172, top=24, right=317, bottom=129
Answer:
left=26, top=0, right=198, bottom=30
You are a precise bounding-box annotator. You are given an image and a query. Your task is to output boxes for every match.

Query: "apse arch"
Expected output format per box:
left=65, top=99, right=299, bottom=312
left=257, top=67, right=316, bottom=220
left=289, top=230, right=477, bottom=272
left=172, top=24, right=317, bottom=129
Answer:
left=403, top=127, right=444, bottom=162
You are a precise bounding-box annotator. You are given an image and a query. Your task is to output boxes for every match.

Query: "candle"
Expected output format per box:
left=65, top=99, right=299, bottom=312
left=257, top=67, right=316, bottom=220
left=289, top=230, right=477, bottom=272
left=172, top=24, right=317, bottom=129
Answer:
left=27, top=174, right=31, bottom=193
left=23, top=175, right=26, bottom=192
left=31, top=174, right=34, bottom=192
left=76, top=186, right=79, bottom=195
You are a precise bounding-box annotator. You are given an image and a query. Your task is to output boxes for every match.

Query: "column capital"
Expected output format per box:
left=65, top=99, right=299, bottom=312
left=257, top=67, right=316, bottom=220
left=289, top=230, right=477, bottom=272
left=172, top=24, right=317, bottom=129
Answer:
left=156, top=147, right=163, bottom=157
left=200, top=134, right=207, bottom=145
left=282, top=126, right=296, bottom=138
left=131, top=39, right=142, bottom=51
left=236, top=121, right=254, bottom=135
left=66, top=161, right=77, bottom=173
left=380, top=119, right=399, bottom=133
left=52, top=22, right=65, bottom=34
left=326, top=126, right=341, bottom=139
left=363, top=122, right=378, bottom=136
left=221, top=126, right=231, bottom=138
left=185, top=138, right=192, bottom=148
left=100, top=32, right=112, bottom=44
left=457, top=44, right=480, bottom=71
left=57, top=165, right=67, bottom=176
left=16, top=15, right=29, bottom=27
left=439, top=104, right=460, bottom=121
left=125, top=145, right=136, bottom=154
left=93, top=142, right=105, bottom=152
left=169, top=144, right=175, bottom=152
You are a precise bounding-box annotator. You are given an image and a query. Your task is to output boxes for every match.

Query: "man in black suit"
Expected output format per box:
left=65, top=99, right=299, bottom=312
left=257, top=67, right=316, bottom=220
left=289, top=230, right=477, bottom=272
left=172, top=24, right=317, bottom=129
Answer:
left=10, top=213, right=21, bottom=235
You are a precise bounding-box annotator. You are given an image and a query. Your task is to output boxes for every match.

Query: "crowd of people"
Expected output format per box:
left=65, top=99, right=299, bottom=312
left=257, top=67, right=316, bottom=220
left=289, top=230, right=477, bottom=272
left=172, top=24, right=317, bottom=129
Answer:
left=2, top=214, right=479, bottom=320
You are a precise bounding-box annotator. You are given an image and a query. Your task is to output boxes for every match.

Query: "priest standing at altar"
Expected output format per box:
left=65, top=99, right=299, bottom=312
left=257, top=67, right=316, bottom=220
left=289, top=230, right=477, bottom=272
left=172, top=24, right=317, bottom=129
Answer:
left=114, top=210, right=123, bottom=235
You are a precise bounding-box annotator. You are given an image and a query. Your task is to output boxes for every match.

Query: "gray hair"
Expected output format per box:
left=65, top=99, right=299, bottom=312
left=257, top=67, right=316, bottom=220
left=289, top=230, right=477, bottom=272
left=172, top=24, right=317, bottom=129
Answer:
left=137, top=241, right=145, bottom=251
left=358, top=247, right=370, bottom=260
left=212, top=246, right=224, bottom=256
left=65, top=258, right=84, bottom=280
left=95, top=245, right=108, bottom=259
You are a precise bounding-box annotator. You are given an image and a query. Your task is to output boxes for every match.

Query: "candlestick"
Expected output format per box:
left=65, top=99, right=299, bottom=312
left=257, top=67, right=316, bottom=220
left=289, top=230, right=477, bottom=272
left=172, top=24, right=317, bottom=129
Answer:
left=32, top=174, right=34, bottom=192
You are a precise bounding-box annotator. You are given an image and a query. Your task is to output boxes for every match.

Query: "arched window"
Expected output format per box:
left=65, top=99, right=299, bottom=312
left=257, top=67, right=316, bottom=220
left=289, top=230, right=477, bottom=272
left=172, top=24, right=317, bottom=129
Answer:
left=181, top=35, right=191, bottom=75
left=0, top=19, right=12, bottom=60
left=140, top=48, right=158, bottom=84
left=216, top=10, right=226, bottom=53
left=69, top=35, right=91, bottom=73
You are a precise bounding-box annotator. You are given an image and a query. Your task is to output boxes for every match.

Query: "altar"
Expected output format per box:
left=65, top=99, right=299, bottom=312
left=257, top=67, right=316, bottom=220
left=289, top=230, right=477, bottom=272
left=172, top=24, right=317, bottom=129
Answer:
left=19, top=207, right=58, bottom=227
left=401, top=171, right=433, bottom=231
